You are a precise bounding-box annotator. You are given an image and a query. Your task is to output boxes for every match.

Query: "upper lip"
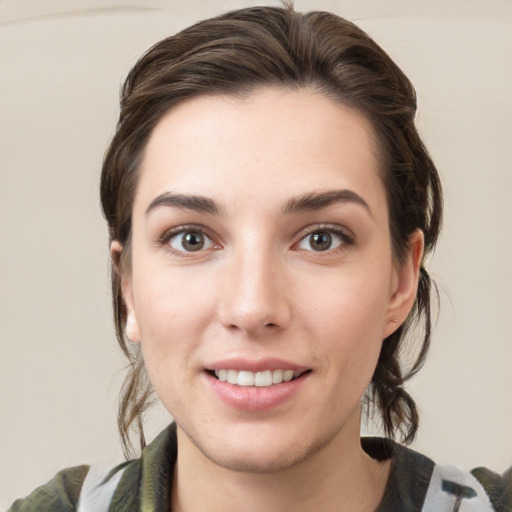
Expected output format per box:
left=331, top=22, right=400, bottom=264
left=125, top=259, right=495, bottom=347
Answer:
left=205, top=357, right=309, bottom=373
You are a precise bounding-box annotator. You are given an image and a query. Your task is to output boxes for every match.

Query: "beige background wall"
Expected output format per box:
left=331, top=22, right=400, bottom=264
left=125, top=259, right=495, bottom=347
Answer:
left=1, top=0, right=511, bottom=508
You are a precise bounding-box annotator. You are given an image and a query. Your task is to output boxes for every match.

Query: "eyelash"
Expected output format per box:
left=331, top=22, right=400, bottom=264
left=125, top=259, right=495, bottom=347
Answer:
left=159, top=225, right=219, bottom=255
left=294, top=224, right=355, bottom=253
left=158, top=223, right=355, bottom=255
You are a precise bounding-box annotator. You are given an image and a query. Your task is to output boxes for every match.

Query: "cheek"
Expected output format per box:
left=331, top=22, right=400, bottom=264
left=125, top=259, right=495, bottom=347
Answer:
left=132, top=267, right=217, bottom=375
left=303, top=278, right=388, bottom=416
left=135, top=291, right=203, bottom=407
left=300, top=263, right=391, bottom=370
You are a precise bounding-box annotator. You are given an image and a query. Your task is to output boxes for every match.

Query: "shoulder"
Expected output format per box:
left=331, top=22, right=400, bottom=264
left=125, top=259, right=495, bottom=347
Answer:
left=471, top=466, right=512, bottom=512
left=364, top=438, right=512, bottom=512
left=7, top=465, right=90, bottom=512
left=421, top=462, right=510, bottom=512
left=7, top=424, right=177, bottom=512
left=7, top=461, right=138, bottom=512
left=398, top=450, right=512, bottom=511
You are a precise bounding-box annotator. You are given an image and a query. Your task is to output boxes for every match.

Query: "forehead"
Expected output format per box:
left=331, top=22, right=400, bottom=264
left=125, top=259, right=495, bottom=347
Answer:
left=135, top=87, right=384, bottom=213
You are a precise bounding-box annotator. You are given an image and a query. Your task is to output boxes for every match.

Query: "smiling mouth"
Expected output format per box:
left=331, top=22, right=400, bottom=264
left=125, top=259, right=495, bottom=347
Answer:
left=209, top=369, right=310, bottom=387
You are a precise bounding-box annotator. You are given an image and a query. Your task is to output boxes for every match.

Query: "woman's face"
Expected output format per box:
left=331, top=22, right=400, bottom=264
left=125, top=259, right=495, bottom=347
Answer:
left=117, top=87, right=421, bottom=472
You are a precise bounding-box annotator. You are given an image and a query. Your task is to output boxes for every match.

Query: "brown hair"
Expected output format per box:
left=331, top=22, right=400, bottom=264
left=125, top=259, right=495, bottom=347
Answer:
left=101, top=4, right=442, bottom=457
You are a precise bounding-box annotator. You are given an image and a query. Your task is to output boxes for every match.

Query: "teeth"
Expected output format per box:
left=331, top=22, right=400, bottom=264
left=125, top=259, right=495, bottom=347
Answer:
left=237, top=371, right=255, bottom=386
left=283, top=370, right=294, bottom=382
left=212, top=369, right=303, bottom=387
left=254, top=370, right=272, bottom=387
left=272, top=369, right=283, bottom=384
left=227, top=369, right=238, bottom=385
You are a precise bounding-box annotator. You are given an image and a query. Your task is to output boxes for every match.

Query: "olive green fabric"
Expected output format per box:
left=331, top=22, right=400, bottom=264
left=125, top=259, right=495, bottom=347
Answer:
left=471, top=466, right=512, bottom=512
left=7, top=424, right=511, bottom=511
left=8, top=465, right=89, bottom=512
left=8, top=425, right=177, bottom=512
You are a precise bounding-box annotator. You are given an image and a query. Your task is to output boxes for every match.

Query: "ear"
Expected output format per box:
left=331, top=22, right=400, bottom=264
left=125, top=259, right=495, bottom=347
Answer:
left=110, top=240, right=141, bottom=343
left=382, top=230, right=424, bottom=339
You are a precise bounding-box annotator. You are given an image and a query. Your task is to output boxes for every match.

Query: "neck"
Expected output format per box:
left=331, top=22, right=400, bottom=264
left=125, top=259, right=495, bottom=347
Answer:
left=171, top=415, right=390, bottom=512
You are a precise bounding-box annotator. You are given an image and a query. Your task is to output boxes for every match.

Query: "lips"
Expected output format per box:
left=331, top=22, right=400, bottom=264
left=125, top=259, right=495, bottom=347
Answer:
left=205, top=359, right=311, bottom=411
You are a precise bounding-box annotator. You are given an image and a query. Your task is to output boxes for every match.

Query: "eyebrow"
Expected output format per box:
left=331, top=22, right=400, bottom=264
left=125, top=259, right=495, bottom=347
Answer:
left=282, top=189, right=373, bottom=217
left=145, top=193, right=221, bottom=216
left=145, top=189, right=372, bottom=218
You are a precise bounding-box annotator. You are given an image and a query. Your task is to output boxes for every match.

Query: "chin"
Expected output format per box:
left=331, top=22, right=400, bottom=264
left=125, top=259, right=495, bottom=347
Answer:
left=202, top=444, right=313, bottom=474
left=182, top=420, right=342, bottom=475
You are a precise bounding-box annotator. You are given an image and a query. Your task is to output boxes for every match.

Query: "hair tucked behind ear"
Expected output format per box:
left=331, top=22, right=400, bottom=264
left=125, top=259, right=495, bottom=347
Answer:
left=101, top=3, right=442, bottom=456
left=367, top=268, right=438, bottom=444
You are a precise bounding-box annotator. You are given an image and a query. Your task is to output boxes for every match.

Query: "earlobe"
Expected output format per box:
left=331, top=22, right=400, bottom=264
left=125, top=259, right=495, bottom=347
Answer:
left=383, top=230, right=424, bottom=339
left=125, top=312, right=141, bottom=342
left=110, top=240, right=141, bottom=343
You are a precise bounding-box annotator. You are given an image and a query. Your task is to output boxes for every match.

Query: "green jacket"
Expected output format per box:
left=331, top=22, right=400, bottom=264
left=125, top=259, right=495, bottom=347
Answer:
left=8, top=424, right=512, bottom=511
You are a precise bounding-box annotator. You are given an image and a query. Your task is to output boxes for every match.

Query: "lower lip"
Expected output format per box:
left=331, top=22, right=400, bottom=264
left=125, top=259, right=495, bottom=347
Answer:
left=206, top=372, right=309, bottom=412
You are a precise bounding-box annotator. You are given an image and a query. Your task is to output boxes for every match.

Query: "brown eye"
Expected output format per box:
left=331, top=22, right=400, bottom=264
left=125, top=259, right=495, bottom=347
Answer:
left=169, top=230, right=213, bottom=252
left=297, top=229, right=345, bottom=252
left=309, top=232, right=332, bottom=251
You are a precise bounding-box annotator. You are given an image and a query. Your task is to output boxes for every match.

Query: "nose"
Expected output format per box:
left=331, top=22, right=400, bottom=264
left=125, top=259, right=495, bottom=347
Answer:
left=217, top=245, right=291, bottom=336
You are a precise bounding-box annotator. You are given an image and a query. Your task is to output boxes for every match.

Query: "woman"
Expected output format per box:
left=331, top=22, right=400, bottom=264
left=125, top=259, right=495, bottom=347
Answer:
left=8, top=4, right=510, bottom=512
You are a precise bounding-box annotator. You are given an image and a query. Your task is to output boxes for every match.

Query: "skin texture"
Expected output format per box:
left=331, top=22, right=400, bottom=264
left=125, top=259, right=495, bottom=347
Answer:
left=113, top=87, right=423, bottom=511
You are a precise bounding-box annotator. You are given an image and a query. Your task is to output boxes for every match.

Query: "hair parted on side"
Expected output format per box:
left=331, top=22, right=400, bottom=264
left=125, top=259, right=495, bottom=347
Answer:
left=100, top=3, right=442, bottom=458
